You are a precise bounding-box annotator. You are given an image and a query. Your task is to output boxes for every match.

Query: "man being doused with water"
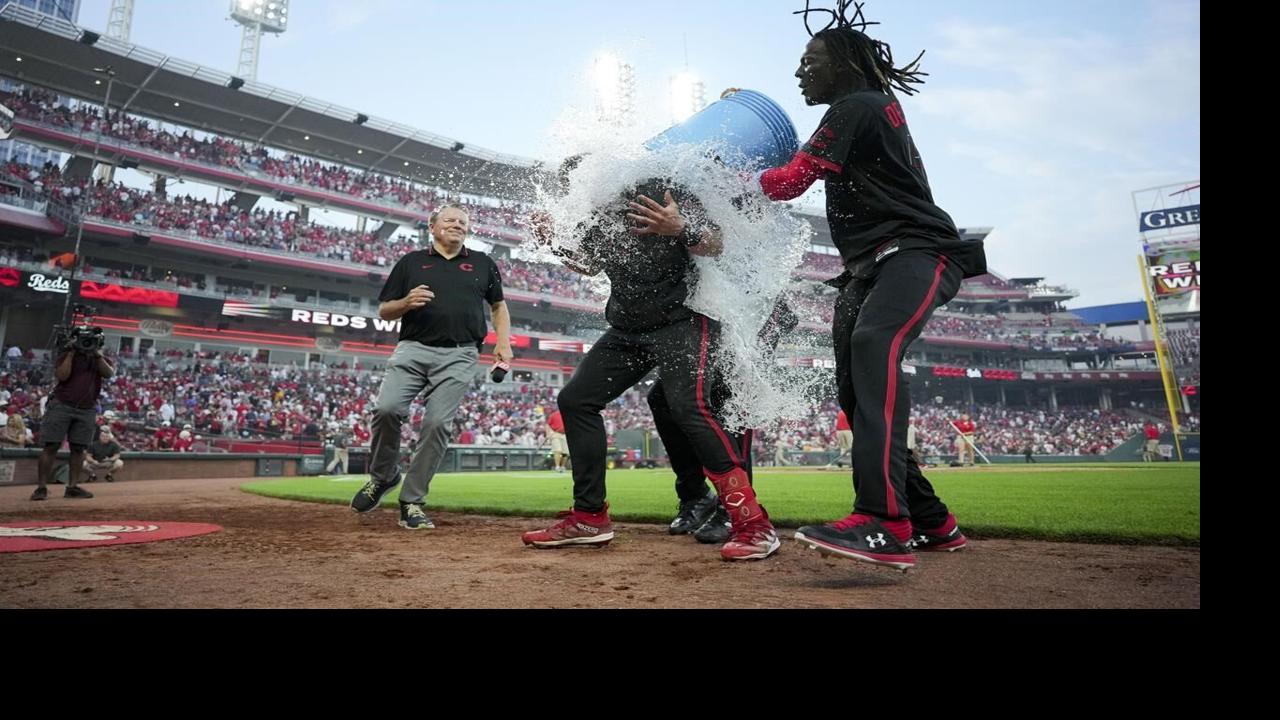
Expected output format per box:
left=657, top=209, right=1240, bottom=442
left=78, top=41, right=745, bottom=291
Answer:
left=521, top=157, right=782, bottom=562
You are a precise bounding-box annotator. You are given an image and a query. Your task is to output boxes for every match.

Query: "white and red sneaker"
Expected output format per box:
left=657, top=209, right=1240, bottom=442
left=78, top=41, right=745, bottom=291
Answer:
left=522, top=507, right=615, bottom=548
left=705, top=467, right=781, bottom=562
left=720, top=521, right=782, bottom=561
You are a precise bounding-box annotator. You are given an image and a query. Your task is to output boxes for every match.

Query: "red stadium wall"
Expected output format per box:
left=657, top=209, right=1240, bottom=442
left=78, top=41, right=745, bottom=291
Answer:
left=0, top=453, right=302, bottom=485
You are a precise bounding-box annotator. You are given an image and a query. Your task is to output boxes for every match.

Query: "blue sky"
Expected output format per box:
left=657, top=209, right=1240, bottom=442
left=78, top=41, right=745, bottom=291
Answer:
left=76, top=0, right=1200, bottom=306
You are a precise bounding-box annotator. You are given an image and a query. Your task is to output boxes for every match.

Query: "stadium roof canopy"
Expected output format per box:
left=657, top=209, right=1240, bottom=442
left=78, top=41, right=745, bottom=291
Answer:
left=0, top=2, right=546, bottom=200
left=0, top=4, right=994, bottom=250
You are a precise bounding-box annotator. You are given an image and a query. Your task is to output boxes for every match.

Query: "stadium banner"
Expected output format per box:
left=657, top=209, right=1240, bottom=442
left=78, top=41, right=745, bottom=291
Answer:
left=220, top=302, right=530, bottom=347
left=138, top=319, right=174, bottom=338
left=1146, top=248, right=1200, bottom=296
left=79, top=281, right=180, bottom=308
left=1139, top=242, right=1200, bottom=397
left=1175, top=434, right=1200, bottom=460
left=179, top=295, right=226, bottom=313
left=537, top=339, right=586, bottom=353
left=0, top=102, right=12, bottom=140
left=1139, top=204, right=1200, bottom=232
left=220, top=300, right=287, bottom=320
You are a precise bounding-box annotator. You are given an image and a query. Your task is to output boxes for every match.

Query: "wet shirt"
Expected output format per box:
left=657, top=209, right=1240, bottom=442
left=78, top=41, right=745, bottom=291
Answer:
left=802, top=91, right=986, bottom=278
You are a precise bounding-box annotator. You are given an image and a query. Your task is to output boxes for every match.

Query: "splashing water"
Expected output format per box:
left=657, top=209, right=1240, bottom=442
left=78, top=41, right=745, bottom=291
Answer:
left=530, top=127, right=830, bottom=431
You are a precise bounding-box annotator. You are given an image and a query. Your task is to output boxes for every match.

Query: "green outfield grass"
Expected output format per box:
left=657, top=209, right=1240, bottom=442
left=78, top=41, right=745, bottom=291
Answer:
left=242, top=463, right=1199, bottom=546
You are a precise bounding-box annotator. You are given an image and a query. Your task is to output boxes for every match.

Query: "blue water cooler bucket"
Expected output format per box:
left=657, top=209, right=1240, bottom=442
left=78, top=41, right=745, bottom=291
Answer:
left=644, top=89, right=799, bottom=171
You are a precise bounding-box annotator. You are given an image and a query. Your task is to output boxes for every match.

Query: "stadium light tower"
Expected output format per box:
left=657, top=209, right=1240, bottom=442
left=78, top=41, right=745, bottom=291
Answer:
left=106, top=0, right=135, bottom=41
left=593, top=53, right=635, bottom=127
left=669, top=71, right=705, bottom=124
left=230, top=0, right=289, bottom=81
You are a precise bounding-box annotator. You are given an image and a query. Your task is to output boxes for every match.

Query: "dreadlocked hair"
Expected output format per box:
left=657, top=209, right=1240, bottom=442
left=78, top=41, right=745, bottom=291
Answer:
left=794, top=0, right=928, bottom=97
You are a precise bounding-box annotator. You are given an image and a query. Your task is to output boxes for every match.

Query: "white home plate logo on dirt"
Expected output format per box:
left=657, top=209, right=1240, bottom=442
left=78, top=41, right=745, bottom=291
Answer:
left=2, top=524, right=160, bottom=541
left=0, top=521, right=222, bottom=553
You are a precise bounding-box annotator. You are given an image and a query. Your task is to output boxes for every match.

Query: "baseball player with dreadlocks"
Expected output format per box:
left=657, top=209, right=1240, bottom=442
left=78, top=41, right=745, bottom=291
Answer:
left=754, top=1, right=987, bottom=571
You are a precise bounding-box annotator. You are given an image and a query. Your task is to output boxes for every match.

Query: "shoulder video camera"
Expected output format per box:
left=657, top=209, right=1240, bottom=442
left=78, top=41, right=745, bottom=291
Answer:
left=55, top=302, right=106, bottom=353
left=55, top=305, right=105, bottom=354
left=56, top=325, right=106, bottom=354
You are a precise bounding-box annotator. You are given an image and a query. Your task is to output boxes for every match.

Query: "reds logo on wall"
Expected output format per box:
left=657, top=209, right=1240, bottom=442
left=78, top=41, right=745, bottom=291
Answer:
left=26, top=273, right=70, bottom=294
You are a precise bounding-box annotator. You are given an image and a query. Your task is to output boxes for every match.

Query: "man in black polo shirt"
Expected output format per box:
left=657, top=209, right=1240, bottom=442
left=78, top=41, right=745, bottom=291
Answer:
left=350, top=204, right=513, bottom=530
left=521, top=173, right=782, bottom=562
left=754, top=14, right=985, bottom=570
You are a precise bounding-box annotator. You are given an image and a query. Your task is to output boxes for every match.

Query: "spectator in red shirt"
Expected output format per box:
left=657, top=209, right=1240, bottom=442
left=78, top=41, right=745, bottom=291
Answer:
left=153, top=420, right=177, bottom=450
left=1142, top=422, right=1161, bottom=462
left=833, top=409, right=853, bottom=467
left=352, top=423, right=370, bottom=446
left=953, top=414, right=977, bottom=466
left=546, top=409, right=568, bottom=473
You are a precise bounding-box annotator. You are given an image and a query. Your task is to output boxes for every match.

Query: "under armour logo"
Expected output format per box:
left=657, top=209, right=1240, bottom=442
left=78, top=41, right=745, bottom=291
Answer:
left=865, top=533, right=886, bottom=548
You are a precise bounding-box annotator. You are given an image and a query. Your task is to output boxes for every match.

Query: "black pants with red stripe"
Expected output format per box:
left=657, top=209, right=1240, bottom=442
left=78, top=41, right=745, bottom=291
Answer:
left=647, top=380, right=753, bottom=502
left=559, top=314, right=744, bottom=513
left=834, top=250, right=960, bottom=524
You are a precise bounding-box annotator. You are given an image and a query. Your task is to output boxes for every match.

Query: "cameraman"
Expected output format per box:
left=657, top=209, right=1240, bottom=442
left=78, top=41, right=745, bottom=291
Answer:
left=29, top=330, right=115, bottom=501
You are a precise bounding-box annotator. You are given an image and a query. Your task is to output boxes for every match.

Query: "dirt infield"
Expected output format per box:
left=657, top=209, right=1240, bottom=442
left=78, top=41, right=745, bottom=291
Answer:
left=0, top=477, right=1200, bottom=609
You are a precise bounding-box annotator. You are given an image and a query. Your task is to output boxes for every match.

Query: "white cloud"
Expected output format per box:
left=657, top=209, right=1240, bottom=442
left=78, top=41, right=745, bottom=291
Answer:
left=911, top=13, right=1199, bottom=306
left=921, top=20, right=1199, bottom=160
left=946, top=142, right=1056, bottom=179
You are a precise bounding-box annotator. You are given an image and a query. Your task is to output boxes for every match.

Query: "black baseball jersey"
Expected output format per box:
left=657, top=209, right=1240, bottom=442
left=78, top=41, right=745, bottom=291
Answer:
left=574, top=179, right=708, bottom=333
left=801, top=90, right=986, bottom=278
